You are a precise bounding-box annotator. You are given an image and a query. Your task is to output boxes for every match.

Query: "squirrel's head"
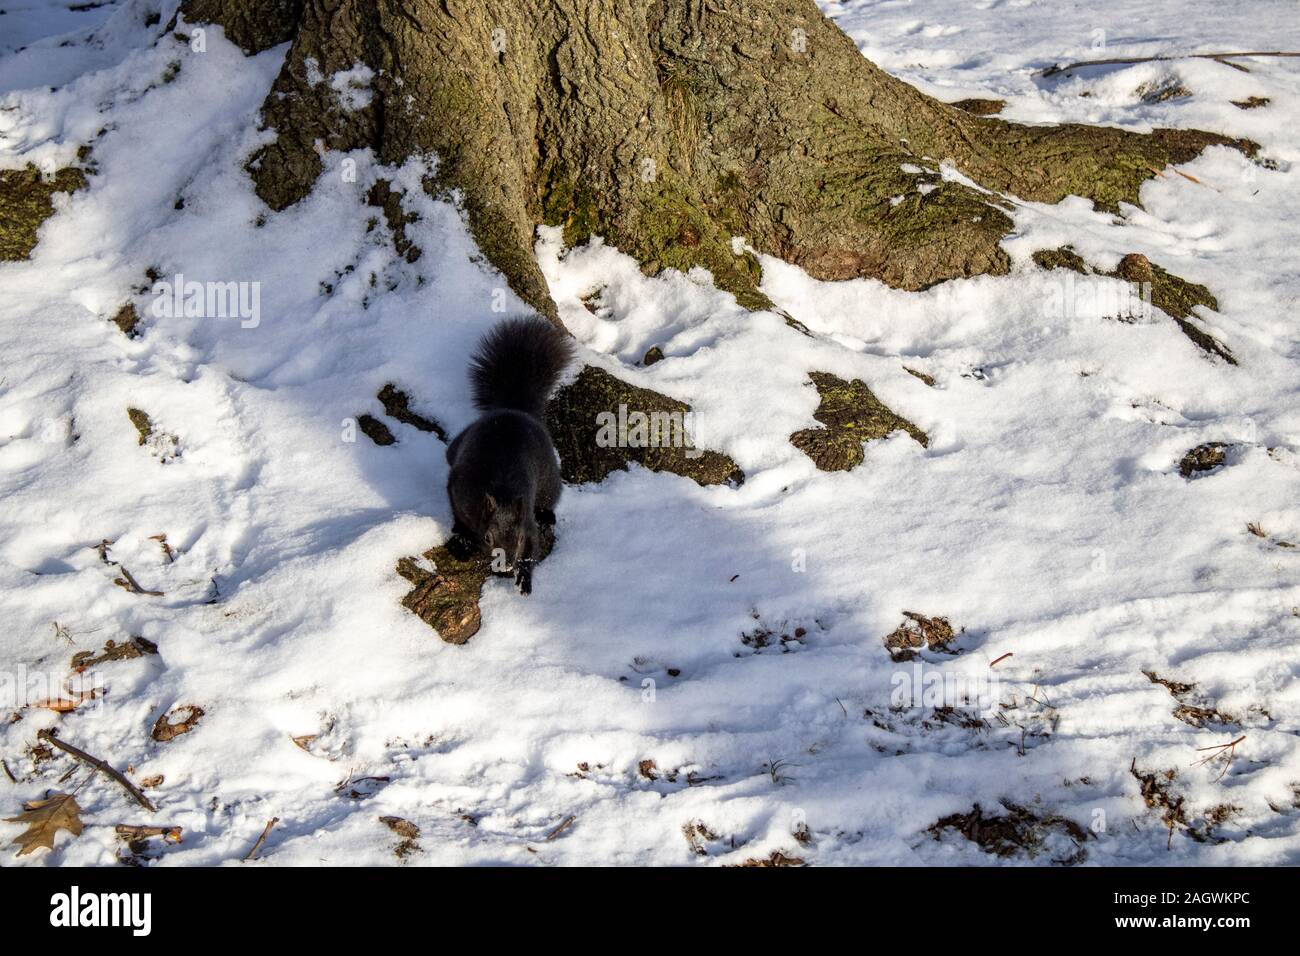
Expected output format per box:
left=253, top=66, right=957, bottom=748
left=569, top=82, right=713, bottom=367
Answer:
left=483, top=493, right=531, bottom=565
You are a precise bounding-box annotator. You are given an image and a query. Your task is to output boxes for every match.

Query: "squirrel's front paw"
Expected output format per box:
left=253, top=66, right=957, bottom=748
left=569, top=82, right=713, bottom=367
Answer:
left=515, top=560, right=534, bottom=596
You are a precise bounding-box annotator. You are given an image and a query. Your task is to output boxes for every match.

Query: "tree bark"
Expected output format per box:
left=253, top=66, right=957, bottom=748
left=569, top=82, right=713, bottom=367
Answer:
left=182, top=0, right=1254, bottom=319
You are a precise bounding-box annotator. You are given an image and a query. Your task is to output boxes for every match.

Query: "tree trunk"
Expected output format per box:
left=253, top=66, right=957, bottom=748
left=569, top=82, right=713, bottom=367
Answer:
left=182, top=0, right=1253, bottom=320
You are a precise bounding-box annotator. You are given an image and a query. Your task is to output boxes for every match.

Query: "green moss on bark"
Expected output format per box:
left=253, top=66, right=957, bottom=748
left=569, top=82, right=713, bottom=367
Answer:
left=0, top=165, right=87, bottom=261
left=1035, top=248, right=1235, bottom=364
left=791, top=371, right=928, bottom=472
left=546, top=365, right=744, bottom=486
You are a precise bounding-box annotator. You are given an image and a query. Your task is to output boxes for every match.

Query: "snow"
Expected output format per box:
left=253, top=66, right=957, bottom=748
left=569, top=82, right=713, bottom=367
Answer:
left=1, top=0, right=1299, bottom=865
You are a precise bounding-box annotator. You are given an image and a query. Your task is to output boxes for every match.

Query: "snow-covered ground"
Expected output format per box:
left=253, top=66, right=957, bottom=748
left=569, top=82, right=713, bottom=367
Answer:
left=2, top=0, right=1298, bottom=866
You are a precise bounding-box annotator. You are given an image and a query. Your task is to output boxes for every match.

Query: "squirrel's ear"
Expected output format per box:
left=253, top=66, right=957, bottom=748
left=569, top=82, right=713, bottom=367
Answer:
left=483, top=493, right=497, bottom=514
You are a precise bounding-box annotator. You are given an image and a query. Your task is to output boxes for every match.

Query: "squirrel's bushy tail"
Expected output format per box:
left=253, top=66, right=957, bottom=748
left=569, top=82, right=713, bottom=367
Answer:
left=468, top=316, right=573, bottom=417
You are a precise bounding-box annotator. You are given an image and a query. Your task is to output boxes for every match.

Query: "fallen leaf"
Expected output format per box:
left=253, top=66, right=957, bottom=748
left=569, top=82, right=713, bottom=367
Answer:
left=151, top=704, right=204, bottom=742
left=5, top=792, right=83, bottom=856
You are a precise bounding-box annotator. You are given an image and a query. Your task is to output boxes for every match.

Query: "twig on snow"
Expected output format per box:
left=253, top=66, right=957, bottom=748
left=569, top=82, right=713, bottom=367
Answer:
left=244, top=817, right=280, bottom=861
left=1040, top=51, right=1300, bottom=77
left=36, top=729, right=157, bottom=812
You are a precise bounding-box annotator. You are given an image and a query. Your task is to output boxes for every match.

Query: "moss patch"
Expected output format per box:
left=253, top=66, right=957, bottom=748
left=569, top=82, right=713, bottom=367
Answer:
left=1031, top=246, right=1089, bottom=274
left=111, top=303, right=141, bottom=338
left=790, top=371, right=927, bottom=472
left=1034, top=248, right=1235, bottom=363
left=546, top=365, right=743, bottom=486
left=127, top=408, right=154, bottom=445
left=0, top=165, right=87, bottom=261
left=949, top=98, right=1005, bottom=115
left=928, top=802, right=1088, bottom=864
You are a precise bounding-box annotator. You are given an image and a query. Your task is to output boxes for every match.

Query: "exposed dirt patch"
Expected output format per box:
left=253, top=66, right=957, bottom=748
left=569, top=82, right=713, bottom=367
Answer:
left=884, top=611, right=958, bottom=662
left=0, top=165, right=87, bottom=261
left=377, top=384, right=446, bottom=440
left=928, top=802, right=1088, bottom=864
left=546, top=365, right=743, bottom=486
left=1178, top=441, right=1230, bottom=478
left=396, top=525, right=556, bottom=643
left=1232, top=96, right=1269, bottom=110
left=790, top=371, right=927, bottom=471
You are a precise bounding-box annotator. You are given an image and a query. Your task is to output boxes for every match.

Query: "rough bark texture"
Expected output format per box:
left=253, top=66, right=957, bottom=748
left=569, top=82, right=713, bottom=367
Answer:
left=790, top=371, right=927, bottom=472
left=1033, top=246, right=1236, bottom=364
left=181, top=0, right=1255, bottom=319
left=547, top=365, right=744, bottom=485
left=0, top=165, right=87, bottom=261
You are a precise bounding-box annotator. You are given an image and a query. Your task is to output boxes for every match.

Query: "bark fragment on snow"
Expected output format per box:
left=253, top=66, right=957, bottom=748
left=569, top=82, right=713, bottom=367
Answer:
left=396, top=526, right=555, bottom=644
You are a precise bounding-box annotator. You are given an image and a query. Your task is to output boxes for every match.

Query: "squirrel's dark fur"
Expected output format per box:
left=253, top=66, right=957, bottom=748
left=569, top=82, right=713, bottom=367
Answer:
left=446, top=317, right=573, bottom=594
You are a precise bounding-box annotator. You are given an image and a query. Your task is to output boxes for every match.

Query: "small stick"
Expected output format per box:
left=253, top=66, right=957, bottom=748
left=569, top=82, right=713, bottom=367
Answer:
left=1193, top=735, right=1246, bottom=780
left=1040, top=50, right=1300, bottom=77
left=989, top=652, right=1013, bottom=668
left=545, top=815, right=576, bottom=841
left=149, top=534, right=175, bottom=563
left=114, top=567, right=163, bottom=596
left=36, top=729, right=157, bottom=812
left=2, top=759, right=15, bottom=783
left=244, top=817, right=279, bottom=861
left=116, top=824, right=182, bottom=843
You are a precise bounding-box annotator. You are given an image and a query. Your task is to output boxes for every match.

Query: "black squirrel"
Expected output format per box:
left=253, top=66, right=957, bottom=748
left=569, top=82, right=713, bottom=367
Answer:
left=446, top=316, right=573, bottom=595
